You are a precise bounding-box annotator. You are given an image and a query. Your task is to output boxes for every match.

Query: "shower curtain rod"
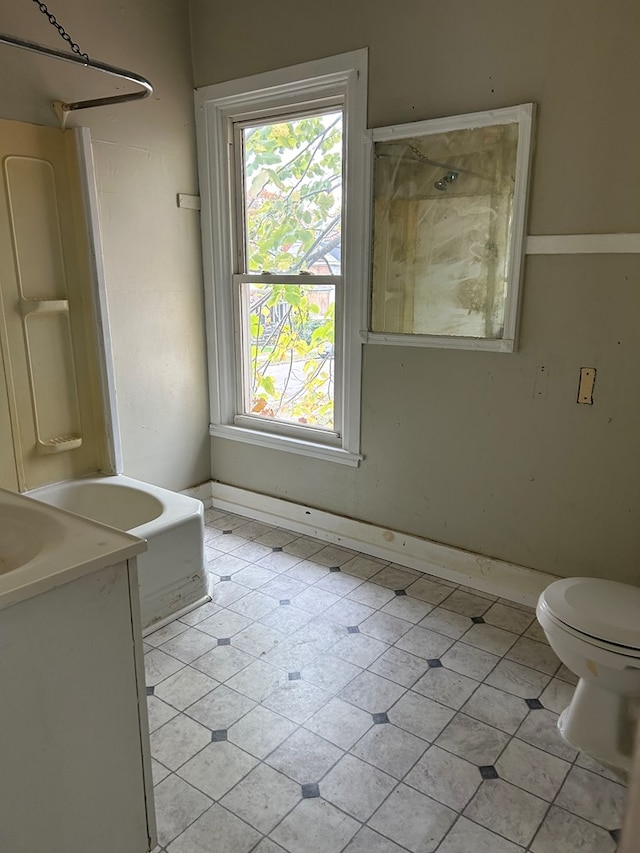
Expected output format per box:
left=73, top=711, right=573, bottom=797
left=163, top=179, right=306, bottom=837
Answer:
left=0, top=31, right=153, bottom=128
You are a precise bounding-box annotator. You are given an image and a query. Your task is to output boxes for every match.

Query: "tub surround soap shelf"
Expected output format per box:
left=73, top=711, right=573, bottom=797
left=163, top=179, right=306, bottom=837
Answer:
left=19, top=295, right=84, bottom=457
left=37, top=434, right=83, bottom=454
left=19, top=297, right=70, bottom=316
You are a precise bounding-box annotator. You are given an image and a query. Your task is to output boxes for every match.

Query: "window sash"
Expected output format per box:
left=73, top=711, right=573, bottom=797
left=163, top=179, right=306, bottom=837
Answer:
left=232, top=274, right=344, bottom=439
left=231, top=105, right=345, bottom=278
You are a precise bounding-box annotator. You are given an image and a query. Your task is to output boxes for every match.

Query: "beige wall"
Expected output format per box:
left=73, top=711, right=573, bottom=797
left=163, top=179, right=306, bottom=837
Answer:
left=191, top=0, right=640, bottom=582
left=0, top=0, right=209, bottom=491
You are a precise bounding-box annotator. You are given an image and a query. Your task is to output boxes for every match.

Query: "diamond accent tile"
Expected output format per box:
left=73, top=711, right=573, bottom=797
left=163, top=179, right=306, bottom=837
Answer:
left=372, top=712, right=389, bottom=724
left=479, top=765, right=499, bottom=779
left=347, top=625, right=360, bottom=634
left=301, top=782, right=320, bottom=798
left=395, top=589, right=407, bottom=596
left=211, top=729, right=227, bottom=741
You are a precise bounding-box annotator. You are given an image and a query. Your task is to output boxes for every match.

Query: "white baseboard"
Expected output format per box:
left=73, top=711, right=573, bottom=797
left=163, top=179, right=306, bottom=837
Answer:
left=202, top=481, right=556, bottom=607
left=181, top=481, right=214, bottom=507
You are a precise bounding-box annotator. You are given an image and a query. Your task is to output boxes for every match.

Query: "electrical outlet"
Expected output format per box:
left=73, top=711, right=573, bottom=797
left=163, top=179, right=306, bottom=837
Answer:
left=577, top=367, right=596, bottom=404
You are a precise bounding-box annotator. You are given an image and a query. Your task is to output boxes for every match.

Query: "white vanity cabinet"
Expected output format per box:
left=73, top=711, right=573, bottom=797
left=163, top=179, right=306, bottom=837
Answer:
left=0, top=490, right=155, bottom=853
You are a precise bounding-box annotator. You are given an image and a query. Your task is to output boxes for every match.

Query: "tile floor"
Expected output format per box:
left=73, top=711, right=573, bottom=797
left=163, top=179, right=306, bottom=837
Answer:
left=144, top=508, right=627, bottom=853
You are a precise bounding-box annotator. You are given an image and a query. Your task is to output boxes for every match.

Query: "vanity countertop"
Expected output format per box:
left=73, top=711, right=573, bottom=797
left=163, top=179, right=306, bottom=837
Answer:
left=0, top=487, right=146, bottom=611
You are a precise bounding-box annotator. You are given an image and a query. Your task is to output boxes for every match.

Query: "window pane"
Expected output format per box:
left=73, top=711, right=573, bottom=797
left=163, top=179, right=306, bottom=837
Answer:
left=242, top=112, right=343, bottom=274
left=240, top=282, right=335, bottom=429
left=371, top=122, right=519, bottom=339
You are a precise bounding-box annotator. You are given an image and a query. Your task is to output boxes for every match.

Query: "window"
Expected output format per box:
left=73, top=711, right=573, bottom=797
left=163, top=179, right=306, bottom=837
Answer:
left=196, top=51, right=368, bottom=465
left=367, top=104, right=534, bottom=352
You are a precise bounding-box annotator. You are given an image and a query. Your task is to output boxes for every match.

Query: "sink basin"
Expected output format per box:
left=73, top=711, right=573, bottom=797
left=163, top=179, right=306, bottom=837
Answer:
left=0, top=487, right=145, bottom=611
left=0, top=503, right=63, bottom=574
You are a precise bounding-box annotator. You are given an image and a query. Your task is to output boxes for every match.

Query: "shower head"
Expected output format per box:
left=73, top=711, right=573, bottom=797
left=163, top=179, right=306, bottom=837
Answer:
left=434, top=171, right=459, bottom=191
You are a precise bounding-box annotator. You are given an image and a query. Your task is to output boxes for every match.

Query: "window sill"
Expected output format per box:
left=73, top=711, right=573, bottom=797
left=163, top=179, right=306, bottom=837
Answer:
left=362, top=331, right=515, bottom=353
left=209, top=423, right=363, bottom=467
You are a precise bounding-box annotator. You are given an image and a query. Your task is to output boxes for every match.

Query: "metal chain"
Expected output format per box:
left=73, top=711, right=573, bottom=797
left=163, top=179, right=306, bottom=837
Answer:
left=31, top=0, right=89, bottom=61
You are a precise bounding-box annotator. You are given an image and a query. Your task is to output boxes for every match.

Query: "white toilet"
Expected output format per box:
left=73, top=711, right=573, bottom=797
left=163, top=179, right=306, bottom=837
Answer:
left=537, top=576, right=640, bottom=773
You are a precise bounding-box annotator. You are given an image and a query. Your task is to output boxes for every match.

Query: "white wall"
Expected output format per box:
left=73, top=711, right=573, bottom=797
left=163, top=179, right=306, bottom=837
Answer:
left=189, top=0, right=640, bottom=583
left=0, top=0, right=209, bottom=491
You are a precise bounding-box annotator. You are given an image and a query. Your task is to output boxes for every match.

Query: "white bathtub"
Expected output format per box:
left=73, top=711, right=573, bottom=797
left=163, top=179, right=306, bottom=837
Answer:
left=28, top=475, right=209, bottom=632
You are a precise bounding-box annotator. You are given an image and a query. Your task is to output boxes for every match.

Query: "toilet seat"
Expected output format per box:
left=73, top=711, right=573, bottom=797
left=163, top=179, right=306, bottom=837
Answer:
left=539, top=577, right=640, bottom=654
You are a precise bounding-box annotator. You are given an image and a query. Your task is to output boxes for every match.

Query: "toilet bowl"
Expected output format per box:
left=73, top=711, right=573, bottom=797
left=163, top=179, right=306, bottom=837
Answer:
left=537, top=577, right=640, bottom=773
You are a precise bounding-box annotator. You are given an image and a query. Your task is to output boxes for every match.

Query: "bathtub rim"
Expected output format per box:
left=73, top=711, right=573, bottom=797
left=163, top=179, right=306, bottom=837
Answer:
left=27, top=474, right=205, bottom=539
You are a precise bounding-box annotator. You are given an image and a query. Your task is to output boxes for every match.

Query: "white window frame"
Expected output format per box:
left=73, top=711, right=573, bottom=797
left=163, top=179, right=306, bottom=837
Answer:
left=195, top=50, right=368, bottom=466
left=363, top=103, right=535, bottom=353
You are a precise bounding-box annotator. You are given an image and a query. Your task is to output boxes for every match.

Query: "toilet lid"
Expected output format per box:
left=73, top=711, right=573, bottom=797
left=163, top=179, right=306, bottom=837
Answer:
left=542, top=577, right=640, bottom=649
